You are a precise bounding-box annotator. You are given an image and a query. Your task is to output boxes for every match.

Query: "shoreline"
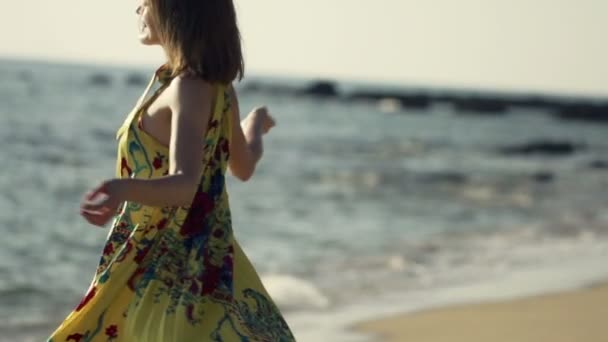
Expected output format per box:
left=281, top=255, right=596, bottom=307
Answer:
left=354, top=282, right=608, bottom=342
left=285, top=252, right=608, bottom=341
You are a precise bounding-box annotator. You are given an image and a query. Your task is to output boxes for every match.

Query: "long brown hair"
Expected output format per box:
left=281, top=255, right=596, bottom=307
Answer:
left=149, top=0, right=244, bottom=83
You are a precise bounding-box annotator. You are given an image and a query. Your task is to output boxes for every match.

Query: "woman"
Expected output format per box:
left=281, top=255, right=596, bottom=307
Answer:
left=47, top=0, right=295, bottom=341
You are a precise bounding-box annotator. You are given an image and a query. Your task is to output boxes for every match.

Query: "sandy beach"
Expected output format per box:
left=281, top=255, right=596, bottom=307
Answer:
left=356, top=283, right=608, bottom=342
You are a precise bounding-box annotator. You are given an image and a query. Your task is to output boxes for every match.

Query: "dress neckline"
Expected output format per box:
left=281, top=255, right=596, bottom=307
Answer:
left=130, top=64, right=175, bottom=151
left=128, top=65, right=226, bottom=152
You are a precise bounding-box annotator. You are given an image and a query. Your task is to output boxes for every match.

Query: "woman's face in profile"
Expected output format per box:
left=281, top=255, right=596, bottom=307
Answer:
left=136, top=0, right=160, bottom=45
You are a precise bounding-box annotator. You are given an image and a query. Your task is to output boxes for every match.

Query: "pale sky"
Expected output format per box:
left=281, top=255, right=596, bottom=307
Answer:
left=1, top=1, right=606, bottom=96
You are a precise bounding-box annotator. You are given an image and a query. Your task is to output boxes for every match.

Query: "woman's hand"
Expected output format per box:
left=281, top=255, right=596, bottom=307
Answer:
left=80, top=179, right=126, bottom=227
left=226, top=85, right=275, bottom=181
left=248, top=106, right=276, bottom=135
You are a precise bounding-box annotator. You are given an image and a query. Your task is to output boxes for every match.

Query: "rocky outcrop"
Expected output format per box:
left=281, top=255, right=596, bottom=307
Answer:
left=498, top=140, right=586, bottom=157
left=89, top=73, right=112, bottom=87
left=531, top=171, right=555, bottom=183
left=237, top=79, right=608, bottom=121
left=553, top=102, right=608, bottom=123
left=589, top=160, right=608, bottom=170
left=299, top=81, right=338, bottom=98
left=450, top=97, right=510, bottom=114
left=125, top=73, right=147, bottom=86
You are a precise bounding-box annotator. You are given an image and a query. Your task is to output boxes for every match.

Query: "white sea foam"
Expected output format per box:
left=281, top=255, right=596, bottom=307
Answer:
left=284, top=236, right=608, bottom=342
left=261, top=274, right=330, bottom=311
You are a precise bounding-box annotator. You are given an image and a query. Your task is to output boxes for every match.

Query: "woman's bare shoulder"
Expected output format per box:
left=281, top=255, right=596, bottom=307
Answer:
left=166, top=75, right=213, bottom=112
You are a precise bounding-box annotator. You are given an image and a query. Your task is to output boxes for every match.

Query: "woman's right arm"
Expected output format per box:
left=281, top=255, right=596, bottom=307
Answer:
left=227, top=85, right=275, bottom=181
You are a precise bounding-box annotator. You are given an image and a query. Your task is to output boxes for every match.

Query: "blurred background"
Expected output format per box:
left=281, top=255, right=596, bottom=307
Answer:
left=0, top=1, right=607, bottom=341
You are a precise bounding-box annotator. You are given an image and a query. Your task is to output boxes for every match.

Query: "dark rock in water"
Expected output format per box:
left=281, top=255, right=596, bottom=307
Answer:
left=399, top=95, right=431, bottom=109
left=507, top=95, right=557, bottom=110
left=589, top=160, right=608, bottom=170
left=451, top=97, right=510, bottom=114
left=300, top=80, right=338, bottom=97
left=419, top=171, right=468, bottom=184
left=235, top=80, right=606, bottom=121
left=498, top=140, right=586, bottom=157
left=532, top=171, right=555, bottom=183
left=125, top=73, right=147, bottom=86
left=347, top=91, right=391, bottom=102
left=553, top=102, right=608, bottom=123
left=347, top=91, right=431, bottom=110
left=89, top=73, right=112, bottom=87
left=240, top=81, right=297, bottom=96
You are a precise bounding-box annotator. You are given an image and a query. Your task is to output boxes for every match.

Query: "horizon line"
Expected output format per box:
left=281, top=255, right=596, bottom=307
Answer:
left=2, top=54, right=607, bottom=101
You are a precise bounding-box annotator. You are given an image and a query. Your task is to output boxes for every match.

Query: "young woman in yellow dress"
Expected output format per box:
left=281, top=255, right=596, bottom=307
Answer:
left=48, top=0, right=295, bottom=341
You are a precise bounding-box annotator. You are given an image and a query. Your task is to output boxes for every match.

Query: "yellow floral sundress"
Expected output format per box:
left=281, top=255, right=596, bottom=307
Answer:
left=47, top=65, right=295, bottom=342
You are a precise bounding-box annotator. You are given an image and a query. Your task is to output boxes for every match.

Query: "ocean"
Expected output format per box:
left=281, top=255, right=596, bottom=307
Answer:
left=1, top=59, right=607, bottom=341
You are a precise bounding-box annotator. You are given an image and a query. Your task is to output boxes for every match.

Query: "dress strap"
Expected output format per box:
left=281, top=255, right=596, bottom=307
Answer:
left=115, top=69, right=172, bottom=141
left=223, top=85, right=233, bottom=145
left=194, top=84, right=228, bottom=185
left=136, top=73, right=159, bottom=108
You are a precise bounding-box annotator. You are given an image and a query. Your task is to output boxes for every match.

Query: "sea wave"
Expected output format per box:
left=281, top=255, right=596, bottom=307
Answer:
left=261, top=274, right=330, bottom=311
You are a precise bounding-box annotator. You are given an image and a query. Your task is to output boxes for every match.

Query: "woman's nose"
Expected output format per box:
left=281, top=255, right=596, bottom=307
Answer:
left=135, top=6, right=143, bottom=15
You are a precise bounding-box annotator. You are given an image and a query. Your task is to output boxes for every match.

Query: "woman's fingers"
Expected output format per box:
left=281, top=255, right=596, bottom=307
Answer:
left=252, top=106, right=268, bottom=116
left=267, top=114, right=276, bottom=127
left=263, top=118, right=275, bottom=134
left=81, top=201, right=104, bottom=212
left=81, top=193, right=110, bottom=211
left=81, top=212, right=105, bottom=226
left=81, top=208, right=113, bottom=227
left=80, top=181, right=115, bottom=227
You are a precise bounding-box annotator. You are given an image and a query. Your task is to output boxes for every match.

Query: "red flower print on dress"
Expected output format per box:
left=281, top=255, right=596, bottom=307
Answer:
left=75, top=286, right=96, bottom=312
left=66, top=333, right=84, bottom=341
left=156, top=217, right=168, bottom=230
left=152, top=155, right=163, bottom=169
left=105, top=324, right=118, bottom=338
left=120, top=157, right=132, bottom=176
left=128, top=267, right=146, bottom=291
left=219, top=137, right=229, bottom=154
left=134, top=245, right=151, bottom=264
left=201, top=269, right=221, bottom=296
left=200, top=260, right=222, bottom=296
left=103, top=243, right=114, bottom=256
left=180, top=191, right=215, bottom=236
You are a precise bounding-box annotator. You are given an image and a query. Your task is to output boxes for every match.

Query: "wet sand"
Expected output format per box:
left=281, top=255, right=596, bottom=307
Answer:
left=356, top=283, right=608, bottom=342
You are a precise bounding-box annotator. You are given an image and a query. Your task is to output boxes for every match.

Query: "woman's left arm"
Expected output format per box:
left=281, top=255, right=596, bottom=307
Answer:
left=81, top=77, right=213, bottom=226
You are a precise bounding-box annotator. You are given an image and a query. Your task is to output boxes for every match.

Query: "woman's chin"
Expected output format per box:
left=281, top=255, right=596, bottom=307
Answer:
left=138, top=35, right=157, bottom=46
